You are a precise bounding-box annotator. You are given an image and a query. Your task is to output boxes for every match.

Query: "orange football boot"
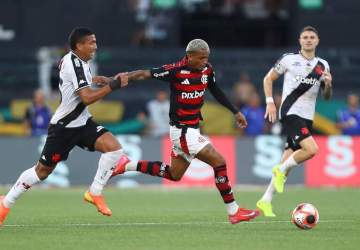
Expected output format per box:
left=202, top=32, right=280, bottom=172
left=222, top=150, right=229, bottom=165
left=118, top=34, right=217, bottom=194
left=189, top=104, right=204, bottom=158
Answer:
left=84, top=191, right=112, bottom=216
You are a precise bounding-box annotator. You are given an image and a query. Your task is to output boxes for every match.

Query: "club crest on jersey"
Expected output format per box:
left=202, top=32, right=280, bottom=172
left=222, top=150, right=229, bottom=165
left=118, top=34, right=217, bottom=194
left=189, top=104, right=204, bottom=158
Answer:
left=201, top=75, right=208, bottom=84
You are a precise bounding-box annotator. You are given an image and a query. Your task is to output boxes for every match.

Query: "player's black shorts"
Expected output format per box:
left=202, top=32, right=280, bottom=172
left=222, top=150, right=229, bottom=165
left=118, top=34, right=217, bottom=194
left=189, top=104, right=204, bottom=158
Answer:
left=39, top=118, right=108, bottom=166
left=281, top=115, right=313, bottom=151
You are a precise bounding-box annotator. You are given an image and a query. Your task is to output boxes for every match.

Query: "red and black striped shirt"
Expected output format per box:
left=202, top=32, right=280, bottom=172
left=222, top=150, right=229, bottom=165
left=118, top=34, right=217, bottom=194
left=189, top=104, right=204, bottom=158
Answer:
left=150, top=57, right=238, bottom=127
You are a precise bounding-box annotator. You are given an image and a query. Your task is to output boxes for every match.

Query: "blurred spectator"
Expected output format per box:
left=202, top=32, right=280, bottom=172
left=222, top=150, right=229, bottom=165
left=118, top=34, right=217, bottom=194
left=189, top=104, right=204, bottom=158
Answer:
left=336, top=93, right=360, bottom=135
left=241, top=91, right=265, bottom=135
left=233, top=72, right=256, bottom=109
left=146, top=90, right=170, bottom=137
left=24, top=89, right=52, bottom=136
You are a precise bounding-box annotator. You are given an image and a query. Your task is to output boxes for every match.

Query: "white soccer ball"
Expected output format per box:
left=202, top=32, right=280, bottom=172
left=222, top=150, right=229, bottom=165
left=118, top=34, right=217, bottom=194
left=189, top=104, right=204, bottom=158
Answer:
left=291, top=203, right=319, bottom=230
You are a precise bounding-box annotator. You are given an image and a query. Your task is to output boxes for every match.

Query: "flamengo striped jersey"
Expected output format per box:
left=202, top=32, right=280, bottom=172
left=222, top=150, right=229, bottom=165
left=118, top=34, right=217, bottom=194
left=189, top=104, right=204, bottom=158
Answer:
left=150, top=57, right=216, bottom=126
left=274, top=53, right=330, bottom=121
left=50, top=51, right=92, bottom=127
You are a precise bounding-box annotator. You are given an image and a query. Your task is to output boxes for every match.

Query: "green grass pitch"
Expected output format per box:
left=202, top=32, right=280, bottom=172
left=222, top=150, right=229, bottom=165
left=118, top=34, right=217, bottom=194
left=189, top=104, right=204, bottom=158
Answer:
left=0, top=187, right=359, bottom=250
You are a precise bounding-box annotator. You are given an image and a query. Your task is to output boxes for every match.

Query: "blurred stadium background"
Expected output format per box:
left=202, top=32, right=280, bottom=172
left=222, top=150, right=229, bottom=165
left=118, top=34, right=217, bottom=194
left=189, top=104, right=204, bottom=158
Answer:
left=1, top=1, right=360, bottom=249
left=1, top=0, right=359, bottom=188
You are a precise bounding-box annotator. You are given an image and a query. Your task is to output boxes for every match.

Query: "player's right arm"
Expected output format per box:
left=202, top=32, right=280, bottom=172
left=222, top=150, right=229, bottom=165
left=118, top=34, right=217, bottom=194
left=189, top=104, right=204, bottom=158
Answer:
left=126, top=70, right=152, bottom=81
left=263, top=68, right=280, bottom=123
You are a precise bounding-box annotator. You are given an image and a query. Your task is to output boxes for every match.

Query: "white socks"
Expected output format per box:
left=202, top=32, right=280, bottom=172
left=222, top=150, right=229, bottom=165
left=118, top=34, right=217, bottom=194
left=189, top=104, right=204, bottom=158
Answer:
left=279, top=155, right=298, bottom=174
left=261, top=178, right=275, bottom=203
left=3, top=166, right=41, bottom=208
left=125, top=161, right=138, bottom=171
left=89, top=149, right=124, bottom=195
left=227, top=201, right=239, bottom=215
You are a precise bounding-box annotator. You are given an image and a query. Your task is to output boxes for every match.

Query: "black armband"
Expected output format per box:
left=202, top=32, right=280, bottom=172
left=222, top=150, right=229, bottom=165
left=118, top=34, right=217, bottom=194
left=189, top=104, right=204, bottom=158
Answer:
left=109, top=78, right=121, bottom=90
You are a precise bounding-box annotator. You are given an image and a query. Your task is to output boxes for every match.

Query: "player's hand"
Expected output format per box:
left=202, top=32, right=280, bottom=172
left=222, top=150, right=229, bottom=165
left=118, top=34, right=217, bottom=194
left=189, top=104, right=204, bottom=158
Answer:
left=265, top=102, right=277, bottom=123
left=92, top=76, right=109, bottom=86
left=234, top=112, right=248, bottom=128
left=114, top=72, right=129, bottom=87
left=322, top=71, right=332, bottom=87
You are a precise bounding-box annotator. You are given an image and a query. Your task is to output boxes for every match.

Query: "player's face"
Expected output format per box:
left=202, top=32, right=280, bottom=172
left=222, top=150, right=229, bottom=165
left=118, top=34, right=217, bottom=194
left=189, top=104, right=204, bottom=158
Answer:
left=299, top=31, right=319, bottom=52
left=77, top=34, right=97, bottom=61
left=187, top=49, right=209, bottom=70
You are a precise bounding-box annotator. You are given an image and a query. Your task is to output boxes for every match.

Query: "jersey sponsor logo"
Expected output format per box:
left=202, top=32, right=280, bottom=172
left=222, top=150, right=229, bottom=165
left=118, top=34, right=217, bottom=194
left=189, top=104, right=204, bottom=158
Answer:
left=153, top=71, right=169, bottom=78
left=74, top=58, right=81, bottom=67
left=181, top=79, right=190, bottom=85
left=181, top=90, right=205, bottom=99
left=201, top=74, right=208, bottom=84
left=295, top=75, right=321, bottom=85
left=292, top=61, right=301, bottom=66
left=180, top=70, right=190, bottom=74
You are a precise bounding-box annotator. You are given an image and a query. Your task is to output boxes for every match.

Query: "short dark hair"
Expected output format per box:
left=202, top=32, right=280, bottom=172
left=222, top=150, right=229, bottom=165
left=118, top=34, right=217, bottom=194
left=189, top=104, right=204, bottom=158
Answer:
left=300, top=26, right=319, bottom=37
left=68, top=27, right=94, bottom=50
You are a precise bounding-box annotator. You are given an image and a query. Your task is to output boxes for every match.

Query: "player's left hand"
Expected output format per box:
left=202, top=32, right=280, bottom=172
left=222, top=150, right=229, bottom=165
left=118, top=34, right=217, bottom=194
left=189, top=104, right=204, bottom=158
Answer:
left=114, top=72, right=129, bottom=87
left=235, top=112, right=248, bottom=128
left=322, top=71, right=332, bottom=87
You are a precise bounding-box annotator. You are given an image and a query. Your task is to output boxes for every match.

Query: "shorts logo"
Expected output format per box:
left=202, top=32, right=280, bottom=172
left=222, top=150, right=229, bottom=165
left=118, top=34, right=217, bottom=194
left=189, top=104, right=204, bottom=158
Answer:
left=301, top=127, right=309, bottom=135
left=51, top=153, right=61, bottom=163
left=96, top=126, right=104, bottom=133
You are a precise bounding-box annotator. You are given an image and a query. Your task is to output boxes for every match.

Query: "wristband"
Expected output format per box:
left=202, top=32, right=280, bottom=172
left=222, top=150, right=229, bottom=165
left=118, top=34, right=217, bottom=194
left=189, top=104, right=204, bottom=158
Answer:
left=266, top=97, right=274, bottom=104
left=109, top=77, right=121, bottom=91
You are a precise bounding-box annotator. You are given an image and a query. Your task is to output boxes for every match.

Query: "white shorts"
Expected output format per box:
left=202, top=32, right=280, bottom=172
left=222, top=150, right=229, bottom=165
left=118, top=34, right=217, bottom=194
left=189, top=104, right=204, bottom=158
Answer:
left=170, top=125, right=211, bottom=162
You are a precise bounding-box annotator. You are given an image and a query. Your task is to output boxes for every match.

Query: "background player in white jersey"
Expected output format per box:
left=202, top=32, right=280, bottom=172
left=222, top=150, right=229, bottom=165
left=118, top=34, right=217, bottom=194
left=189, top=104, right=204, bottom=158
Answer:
left=256, top=26, right=333, bottom=217
left=0, top=27, right=128, bottom=226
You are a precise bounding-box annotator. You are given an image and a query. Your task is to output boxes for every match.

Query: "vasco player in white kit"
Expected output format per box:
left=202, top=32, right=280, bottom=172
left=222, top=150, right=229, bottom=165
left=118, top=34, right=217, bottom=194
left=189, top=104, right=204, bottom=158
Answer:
left=0, top=27, right=129, bottom=226
left=256, top=26, right=333, bottom=217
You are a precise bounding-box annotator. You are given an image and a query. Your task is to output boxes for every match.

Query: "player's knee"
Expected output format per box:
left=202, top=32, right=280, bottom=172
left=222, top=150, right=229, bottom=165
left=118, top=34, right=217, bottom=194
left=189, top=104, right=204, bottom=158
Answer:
left=35, top=163, right=55, bottom=180
left=213, top=154, right=226, bottom=166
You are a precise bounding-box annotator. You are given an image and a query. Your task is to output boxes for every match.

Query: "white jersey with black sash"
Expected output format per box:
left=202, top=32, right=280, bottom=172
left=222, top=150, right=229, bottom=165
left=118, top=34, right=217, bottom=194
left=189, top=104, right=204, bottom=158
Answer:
left=50, top=51, right=92, bottom=128
left=273, top=53, right=330, bottom=121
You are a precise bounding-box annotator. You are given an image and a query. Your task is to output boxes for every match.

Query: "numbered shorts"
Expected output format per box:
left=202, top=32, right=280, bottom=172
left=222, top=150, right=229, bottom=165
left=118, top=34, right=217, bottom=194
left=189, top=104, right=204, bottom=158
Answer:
left=39, top=118, right=108, bottom=166
left=281, top=115, right=313, bottom=151
left=170, top=125, right=211, bottom=163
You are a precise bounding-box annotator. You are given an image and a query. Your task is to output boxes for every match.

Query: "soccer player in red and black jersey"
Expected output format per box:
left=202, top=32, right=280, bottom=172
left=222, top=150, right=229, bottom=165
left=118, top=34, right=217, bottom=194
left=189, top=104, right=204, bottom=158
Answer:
left=107, top=39, right=259, bottom=224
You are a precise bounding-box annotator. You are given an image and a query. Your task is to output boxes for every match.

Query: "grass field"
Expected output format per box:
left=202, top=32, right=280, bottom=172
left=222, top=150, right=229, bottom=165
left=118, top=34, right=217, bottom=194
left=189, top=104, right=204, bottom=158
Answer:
left=0, top=187, right=359, bottom=250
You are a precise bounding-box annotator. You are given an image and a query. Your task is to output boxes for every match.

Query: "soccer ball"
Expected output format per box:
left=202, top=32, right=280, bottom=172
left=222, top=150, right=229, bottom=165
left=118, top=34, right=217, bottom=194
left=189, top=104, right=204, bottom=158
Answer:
left=291, top=203, right=319, bottom=230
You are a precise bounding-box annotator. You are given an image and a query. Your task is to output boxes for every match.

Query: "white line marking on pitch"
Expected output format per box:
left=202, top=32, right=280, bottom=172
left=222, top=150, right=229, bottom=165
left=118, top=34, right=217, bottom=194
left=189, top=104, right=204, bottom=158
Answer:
left=3, top=220, right=355, bottom=227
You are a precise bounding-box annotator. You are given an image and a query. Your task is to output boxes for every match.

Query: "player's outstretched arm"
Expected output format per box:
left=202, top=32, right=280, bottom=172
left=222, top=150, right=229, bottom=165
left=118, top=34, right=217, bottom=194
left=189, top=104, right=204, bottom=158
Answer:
left=116, top=70, right=152, bottom=82
left=263, top=69, right=279, bottom=123
left=321, top=71, right=332, bottom=100
left=78, top=74, right=128, bottom=105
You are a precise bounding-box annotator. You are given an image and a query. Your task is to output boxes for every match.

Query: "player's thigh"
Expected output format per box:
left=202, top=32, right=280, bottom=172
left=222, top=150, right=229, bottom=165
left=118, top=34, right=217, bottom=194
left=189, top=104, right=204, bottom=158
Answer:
left=94, top=132, right=121, bottom=153
left=77, top=119, right=121, bottom=153
left=170, top=155, right=190, bottom=179
left=195, top=144, right=225, bottom=167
